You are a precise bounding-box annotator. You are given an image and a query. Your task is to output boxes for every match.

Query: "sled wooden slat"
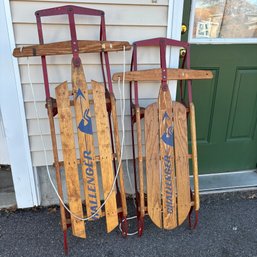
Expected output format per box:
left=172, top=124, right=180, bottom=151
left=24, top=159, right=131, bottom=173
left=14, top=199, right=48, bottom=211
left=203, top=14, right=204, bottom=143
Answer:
left=136, top=106, right=145, bottom=218
left=110, top=94, right=128, bottom=217
left=46, top=100, right=67, bottom=232
left=173, top=102, right=191, bottom=225
left=145, top=103, right=162, bottom=228
left=158, top=89, right=177, bottom=229
left=112, top=68, right=213, bottom=82
left=72, top=61, right=101, bottom=220
left=92, top=80, right=118, bottom=233
left=190, top=103, right=200, bottom=211
left=13, top=40, right=131, bottom=57
left=55, top=82, right=86, bottom=239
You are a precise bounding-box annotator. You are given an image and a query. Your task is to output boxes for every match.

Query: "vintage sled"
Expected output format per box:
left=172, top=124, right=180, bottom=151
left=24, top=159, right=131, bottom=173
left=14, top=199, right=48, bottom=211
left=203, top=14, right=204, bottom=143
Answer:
left=112, top=37, right=213, bottom=234
left=55, top=79, right=122, bottom=234
left=13, top=5, right=131, bottom=254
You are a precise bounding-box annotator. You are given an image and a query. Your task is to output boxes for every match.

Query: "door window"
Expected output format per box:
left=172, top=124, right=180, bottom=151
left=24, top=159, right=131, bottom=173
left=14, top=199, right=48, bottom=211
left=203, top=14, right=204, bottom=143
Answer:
left=189, top=0, right=257, bottom=43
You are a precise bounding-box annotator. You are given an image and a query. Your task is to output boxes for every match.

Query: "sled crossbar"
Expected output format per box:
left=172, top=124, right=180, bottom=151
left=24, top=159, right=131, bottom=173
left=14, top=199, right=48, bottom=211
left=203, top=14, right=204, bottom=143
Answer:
left=112, top=68, right=213, bottom=82
left=13, top=40, right=131, bottom=57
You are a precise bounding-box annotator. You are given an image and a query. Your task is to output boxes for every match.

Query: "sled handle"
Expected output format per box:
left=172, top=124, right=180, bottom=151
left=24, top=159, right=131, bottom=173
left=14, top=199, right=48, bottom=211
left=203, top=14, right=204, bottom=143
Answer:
left=35, top=5, right=107, bottom=98
left=133, top=37, right=189, bottom=48
left=35, top=5, right=104, bottom=17
left=130, top=37, right=193, bottom=104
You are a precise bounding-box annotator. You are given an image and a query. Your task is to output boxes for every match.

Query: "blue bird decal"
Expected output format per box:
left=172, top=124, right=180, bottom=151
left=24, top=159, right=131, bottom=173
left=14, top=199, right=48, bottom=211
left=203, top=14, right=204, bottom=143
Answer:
left=78, top=109, right=93, bottom=135
left=161, top=112, right=174, bottom=147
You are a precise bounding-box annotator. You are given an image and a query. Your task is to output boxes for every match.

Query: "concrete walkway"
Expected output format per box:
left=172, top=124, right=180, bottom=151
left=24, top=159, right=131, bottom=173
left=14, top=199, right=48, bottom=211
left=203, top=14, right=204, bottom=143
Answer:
left=0, top=167, right=16, bottom=209
left=0, top=191, right=257, bottom=257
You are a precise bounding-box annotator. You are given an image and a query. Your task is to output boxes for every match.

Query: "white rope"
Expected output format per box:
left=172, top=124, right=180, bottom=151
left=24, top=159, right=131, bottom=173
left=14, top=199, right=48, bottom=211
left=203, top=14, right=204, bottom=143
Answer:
left=27, top=52, right=125, bottom=221
left=117, top=78, right=136, bottom=208
left=119, top=216, right=138, bottom=236
left=116, top=46, right=138, bottom=236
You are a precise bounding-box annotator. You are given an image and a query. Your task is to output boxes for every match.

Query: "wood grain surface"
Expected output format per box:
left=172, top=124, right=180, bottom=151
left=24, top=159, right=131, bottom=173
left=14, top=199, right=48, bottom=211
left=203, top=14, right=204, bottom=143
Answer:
left=112, top=68, right=213, bottom=82
left=145, top=102, right=162, bottom=228
left=55, top=81, right=86, bottom=238
left=72, top=61, right=101, bottom=221
left=92, top=80, right=118, bottom=233
left=173, top=102, right=191, bottom=225
left=13, top=40, right=131, bottom=57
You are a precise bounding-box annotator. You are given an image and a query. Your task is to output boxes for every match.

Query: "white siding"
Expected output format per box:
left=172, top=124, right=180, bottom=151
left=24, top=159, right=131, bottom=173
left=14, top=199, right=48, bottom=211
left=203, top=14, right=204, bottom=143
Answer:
left=10, top=0, right=169, bottom=166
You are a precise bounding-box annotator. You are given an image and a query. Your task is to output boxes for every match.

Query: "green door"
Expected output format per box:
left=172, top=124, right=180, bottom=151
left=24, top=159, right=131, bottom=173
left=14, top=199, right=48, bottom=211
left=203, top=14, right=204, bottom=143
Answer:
left=180, top=1, right=257, bottom=174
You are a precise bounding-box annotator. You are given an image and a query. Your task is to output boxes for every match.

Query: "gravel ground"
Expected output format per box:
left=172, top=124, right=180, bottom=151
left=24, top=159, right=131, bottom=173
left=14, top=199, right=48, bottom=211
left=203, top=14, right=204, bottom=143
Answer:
left=0, top=191, right=257, bottom=257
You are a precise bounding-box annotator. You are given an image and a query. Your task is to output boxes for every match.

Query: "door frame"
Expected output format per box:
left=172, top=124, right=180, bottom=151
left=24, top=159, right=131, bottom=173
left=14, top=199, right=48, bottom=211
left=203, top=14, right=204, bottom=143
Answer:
left=0, top=110, right=10, bottom=164
left=0, top=0, right=40, bottom=208
left=167, top=0, right=184, bottom=100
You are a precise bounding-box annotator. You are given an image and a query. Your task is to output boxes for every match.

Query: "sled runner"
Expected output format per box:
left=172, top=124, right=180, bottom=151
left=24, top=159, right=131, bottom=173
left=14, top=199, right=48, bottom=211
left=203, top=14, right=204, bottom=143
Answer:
left=112, top=37, right=213, bottom=234
left=13, top=4, right=131, bottom=254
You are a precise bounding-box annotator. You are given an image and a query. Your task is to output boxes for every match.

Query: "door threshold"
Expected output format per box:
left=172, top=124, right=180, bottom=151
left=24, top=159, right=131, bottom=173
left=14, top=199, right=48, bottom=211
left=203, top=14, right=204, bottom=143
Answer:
left=190, top=169, right=257, bottom=194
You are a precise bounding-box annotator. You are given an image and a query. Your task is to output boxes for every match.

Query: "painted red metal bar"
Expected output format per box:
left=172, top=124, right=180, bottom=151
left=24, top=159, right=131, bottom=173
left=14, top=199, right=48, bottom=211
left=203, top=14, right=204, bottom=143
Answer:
left=159, top=39, right=168, bottom=90
left=36, top=5, right=105, bottom=97
left=35, top=5, right=104, bottom=17
left=131, top=37, right=192, bottom=105
left=134, top=37, right=189, bottom=48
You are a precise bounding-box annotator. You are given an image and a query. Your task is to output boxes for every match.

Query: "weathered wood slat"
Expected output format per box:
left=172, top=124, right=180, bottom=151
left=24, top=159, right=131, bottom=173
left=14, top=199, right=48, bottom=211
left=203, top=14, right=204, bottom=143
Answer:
left=46, top=99, right=67, bottom=232
left=145, top=103, right=162, bottom=228
left=112, top=68, right=213, bottom=81
left=110, top=94, right=128, bottom=217
left=13, top=40, right=131, bottom=57
left=158, top=88, right=177, bottom=229
left=173, top=102, right=191, bottom=225
left=72, top=61, right=101, bottom=221
left=136, top=106, right=145, bottom=219
left=190, top=103, right=200, bottom=211
left=92, top=80, right=118, bottom=233
left=66, top=206, right=125, bottom=225
left=55, top=81, right=86, bottom=238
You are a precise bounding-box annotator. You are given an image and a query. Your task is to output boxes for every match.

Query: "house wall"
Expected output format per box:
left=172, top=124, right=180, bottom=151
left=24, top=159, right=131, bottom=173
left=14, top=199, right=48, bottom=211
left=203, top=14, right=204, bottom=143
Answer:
left=6, top=0, right=184, bottom=206
left=10, top=0, right=170, bottom=166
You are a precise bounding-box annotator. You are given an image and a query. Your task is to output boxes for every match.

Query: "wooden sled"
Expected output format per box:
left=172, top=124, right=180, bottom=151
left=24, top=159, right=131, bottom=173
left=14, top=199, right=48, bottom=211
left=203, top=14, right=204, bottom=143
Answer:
left=112, top=37, right=213, bottom=233
left=13, top=5, right=131, bottom=254
left=55, top=79, right=125, bottom=237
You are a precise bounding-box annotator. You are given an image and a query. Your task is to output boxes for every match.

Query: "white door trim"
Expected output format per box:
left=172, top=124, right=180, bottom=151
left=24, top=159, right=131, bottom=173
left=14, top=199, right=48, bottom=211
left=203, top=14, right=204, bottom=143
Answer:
left=0, top=110, right=10, bottom=164
left=0, top=0, right=40, bottom=208
left=167, top=0, right=184, bottom=100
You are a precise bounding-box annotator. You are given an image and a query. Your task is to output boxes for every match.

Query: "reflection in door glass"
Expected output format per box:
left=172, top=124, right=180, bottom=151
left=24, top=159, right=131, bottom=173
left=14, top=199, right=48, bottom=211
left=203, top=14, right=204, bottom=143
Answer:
left=192, top=0, right=257, bottom=39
